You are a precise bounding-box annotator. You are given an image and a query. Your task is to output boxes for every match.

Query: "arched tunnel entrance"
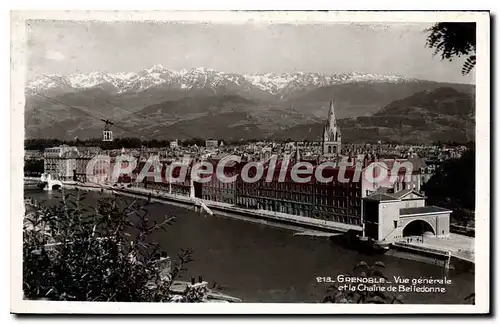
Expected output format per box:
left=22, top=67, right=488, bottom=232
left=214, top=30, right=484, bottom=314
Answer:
left=51, top=184, right=62, bottom=191
left=402, top=219, right=435, bottom=237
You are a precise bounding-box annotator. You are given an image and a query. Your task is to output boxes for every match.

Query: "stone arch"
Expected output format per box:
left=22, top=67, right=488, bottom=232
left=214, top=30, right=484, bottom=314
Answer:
left=402, top=219, right=435, bottom=237
left=51, top=184, right=61, bottom=191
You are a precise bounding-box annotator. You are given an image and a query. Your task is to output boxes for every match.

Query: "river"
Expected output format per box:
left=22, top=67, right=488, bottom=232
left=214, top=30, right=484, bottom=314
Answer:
left=24, top=189, right=474, bottom=303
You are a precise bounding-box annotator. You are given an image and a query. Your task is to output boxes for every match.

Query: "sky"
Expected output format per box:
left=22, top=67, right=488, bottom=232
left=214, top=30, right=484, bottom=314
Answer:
left=26, top=20, right=474, bottom=84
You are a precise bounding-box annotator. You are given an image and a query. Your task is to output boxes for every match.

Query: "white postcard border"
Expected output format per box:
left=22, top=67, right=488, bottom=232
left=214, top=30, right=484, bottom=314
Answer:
left=10, top=10, right=490, bottom=314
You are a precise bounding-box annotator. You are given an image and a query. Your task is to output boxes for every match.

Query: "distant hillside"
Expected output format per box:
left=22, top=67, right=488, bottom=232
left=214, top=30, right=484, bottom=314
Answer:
left=134, top=94, right=254, bottom=119
left=273, top=87, right=475, bottom=144
left=143, top=111, right=263, bottom=140
left=25, top=66, right=475, bottom=142
left=282, top=81, right=475, bottom=119
left=373, top=86, right=474, bottom=117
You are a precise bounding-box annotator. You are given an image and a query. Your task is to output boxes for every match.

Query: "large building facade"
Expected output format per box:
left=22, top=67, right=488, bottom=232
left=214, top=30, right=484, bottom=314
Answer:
left=43, top=145, right=79, bottom=181
left=235, top=168, right=362, bottom=224
left=234, top=161, right=421, bottom=226
left=363, top=189, right=451, bottom=244
left=134, top=160, right=191, bottom=196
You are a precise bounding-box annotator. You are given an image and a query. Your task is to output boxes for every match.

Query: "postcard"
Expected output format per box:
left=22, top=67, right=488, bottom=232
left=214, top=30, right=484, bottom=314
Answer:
left=11, top=10, right=490, bottom=314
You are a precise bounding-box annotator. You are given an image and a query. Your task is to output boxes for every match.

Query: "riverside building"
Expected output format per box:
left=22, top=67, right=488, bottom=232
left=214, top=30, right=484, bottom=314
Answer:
left=43, top=145, right=79, bottom=181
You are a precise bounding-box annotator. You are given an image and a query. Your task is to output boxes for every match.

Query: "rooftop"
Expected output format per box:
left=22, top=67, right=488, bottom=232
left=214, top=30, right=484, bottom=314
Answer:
left=399, top=206, right=450, bottom=216
left=391, top=188, right=412, bottom=199
left=393, top=189, right=426, bottom=199
left=363, top=193, right=400, bottom=202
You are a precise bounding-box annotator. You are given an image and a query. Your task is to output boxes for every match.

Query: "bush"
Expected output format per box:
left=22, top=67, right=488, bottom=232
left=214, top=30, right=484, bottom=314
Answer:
left=23, top=190, right=198, bottom=302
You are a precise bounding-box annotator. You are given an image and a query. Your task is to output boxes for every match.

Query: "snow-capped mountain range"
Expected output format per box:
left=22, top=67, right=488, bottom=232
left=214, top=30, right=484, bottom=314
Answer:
left=27, top=64, right=417, bottom=97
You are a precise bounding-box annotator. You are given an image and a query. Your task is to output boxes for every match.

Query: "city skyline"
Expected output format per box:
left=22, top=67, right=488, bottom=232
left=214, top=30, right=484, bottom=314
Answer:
left=27, top=20, right=474, bottom=84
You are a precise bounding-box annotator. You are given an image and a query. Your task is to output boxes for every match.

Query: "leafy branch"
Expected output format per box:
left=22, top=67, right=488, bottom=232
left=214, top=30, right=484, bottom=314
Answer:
left=426, top=22, right=476, bottom=75
left=23, top=191, right=199, bottom=302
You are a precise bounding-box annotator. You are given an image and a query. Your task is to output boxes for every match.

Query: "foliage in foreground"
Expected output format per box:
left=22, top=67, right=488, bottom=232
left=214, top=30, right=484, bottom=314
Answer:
left=464, top=293, right=475, bottom=305
left=23, top=190, right=198, bottom=302
left=426, top=22, right=476, bottom=75
left=422, top=149, right=475, bottom=227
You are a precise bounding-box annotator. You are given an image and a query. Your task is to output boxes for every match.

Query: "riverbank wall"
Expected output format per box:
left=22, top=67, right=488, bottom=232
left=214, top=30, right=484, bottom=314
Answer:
left=76, top=184, right=362, bottom=235
left=389, top=242, right=474, bottom=271
left=60, top=184, right=474, bottom=269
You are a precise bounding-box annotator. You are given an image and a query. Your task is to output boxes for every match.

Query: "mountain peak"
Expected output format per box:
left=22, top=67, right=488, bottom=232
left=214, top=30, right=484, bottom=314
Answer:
left=146, top=64, right=167, bottom=73
left=194, top=67, right=212, bottom=72
left=27, top=67, right=420, bottom=96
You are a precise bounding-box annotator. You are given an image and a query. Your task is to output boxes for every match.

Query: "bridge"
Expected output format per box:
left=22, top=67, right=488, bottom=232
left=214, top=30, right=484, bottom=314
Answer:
left=24, top=174, right=64, bottom=191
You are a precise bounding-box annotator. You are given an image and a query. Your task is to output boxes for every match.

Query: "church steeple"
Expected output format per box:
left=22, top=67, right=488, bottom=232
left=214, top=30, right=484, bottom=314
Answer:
left=328, top=98, right=336, bottom=127
left=322, top=97, right=342, bottom=157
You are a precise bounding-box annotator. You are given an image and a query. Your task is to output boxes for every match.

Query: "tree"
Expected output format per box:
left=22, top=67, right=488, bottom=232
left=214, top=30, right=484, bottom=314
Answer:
left=24, top=159, right=44, bottom=175
left=464, top=293, right=475, bottom=305
left=322, top=261, right=403, bottom=304
left=23, top=190, right=201, bottom=302
left=426, top=22, right=476, bottom=75
left=181, top=138, right=205, bottom=147
left=422, top=149, right=475, bottom=226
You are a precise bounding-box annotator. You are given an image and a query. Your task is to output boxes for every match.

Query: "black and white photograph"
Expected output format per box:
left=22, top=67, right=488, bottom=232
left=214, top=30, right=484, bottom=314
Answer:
left=10, top=10, right=490, bottom=314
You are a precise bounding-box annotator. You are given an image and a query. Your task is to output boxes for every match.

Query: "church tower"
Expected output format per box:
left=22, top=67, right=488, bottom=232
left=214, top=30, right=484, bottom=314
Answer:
left=322, top=98, right=342, bottom=157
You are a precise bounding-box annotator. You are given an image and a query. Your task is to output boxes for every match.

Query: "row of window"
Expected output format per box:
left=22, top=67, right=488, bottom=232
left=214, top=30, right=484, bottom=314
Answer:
left=203, top=180, right=235, bottom=189
left=238, top=180, right=362, bottom=190
left=203, top=188, right=234, bottom=194
left=234, top=198, right=361, bottom=225
left=235, top=189, right=361, bottom=207
left=237, top=183, right=362, bottom=195
left=203, top=183, right=235, bottom=190
left=203, top=195, right=234, bottom=205
left=138, top=183, right=190, bottom=195
left=255, top=189, right=360, bottom=199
